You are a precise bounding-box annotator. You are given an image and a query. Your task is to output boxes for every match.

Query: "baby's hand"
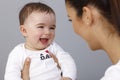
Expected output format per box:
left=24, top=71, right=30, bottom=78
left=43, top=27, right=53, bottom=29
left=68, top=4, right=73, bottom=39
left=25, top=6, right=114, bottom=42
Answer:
left=61, top=77, right=72, bottom=80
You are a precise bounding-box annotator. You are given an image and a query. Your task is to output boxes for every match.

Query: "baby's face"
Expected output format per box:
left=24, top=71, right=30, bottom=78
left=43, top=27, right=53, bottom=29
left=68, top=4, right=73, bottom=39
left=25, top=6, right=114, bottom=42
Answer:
left=23, top=11, right=56, bottom=50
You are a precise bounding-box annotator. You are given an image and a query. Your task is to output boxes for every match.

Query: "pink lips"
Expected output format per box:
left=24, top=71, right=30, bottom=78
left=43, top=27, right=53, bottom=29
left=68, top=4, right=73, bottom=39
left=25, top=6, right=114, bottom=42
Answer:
left=40, top=38, right=48, bottom=44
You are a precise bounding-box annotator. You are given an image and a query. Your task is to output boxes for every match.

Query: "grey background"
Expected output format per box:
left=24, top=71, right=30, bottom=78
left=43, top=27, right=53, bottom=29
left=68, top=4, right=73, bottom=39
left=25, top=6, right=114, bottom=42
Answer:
left=0, top=0, right=112, bottom=80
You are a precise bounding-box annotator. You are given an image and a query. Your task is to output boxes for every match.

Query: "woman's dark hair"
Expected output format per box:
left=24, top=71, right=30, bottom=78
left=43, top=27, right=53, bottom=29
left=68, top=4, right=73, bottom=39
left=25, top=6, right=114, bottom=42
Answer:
left=65, top=0, right=120, bottom=35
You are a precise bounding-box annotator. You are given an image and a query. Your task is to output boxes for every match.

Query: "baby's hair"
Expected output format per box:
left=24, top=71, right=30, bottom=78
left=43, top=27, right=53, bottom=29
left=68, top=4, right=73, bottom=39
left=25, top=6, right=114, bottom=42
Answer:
left=19, top=2, right=55, bottom=25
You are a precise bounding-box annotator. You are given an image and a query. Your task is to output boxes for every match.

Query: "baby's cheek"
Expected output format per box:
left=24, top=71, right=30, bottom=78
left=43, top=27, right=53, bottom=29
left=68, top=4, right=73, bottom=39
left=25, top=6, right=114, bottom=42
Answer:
left=34, top=34, right=42, bottom=39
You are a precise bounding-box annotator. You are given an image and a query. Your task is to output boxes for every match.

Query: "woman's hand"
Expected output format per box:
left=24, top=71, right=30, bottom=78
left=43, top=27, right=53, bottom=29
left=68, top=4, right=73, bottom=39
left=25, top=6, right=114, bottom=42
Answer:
left=21, top=52, right=61, bottom=80
left=48, top=51, right=61, bottom=69
left=21, top=57, right=31, bottom=80
left=61, top=77, right=72, bottom=80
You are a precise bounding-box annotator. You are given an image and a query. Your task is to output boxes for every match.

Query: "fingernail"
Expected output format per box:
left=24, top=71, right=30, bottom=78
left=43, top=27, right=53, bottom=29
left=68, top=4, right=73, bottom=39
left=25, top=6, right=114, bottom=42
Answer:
left=26, top=57, right=30, bottom=62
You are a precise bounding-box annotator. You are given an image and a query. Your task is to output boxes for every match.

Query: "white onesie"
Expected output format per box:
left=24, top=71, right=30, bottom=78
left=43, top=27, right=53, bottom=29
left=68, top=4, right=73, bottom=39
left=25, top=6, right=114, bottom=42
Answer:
left=4, top=42, right=77, bottom=80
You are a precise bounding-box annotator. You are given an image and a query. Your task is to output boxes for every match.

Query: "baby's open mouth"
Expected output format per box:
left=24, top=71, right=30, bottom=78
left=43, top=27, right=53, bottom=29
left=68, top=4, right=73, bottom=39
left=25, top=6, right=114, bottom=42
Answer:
left=40, top=38, right=49, bottom=44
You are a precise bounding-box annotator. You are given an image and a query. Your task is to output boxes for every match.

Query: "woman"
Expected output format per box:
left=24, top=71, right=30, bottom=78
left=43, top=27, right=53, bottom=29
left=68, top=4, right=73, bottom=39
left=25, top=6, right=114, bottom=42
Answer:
left=65, top=0, right=120, bottom=79
left=23, top=0, right=120, bottom=80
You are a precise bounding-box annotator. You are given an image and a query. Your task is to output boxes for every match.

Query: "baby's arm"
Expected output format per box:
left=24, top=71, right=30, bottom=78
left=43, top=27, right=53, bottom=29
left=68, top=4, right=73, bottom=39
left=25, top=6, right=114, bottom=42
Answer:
left=4, top=47, right=22, bottom=80
left=48, top=50, right=73, bottom=80
left=58, top=53, right=77, bottom=80
left=52, top=42, right=77, bottom=80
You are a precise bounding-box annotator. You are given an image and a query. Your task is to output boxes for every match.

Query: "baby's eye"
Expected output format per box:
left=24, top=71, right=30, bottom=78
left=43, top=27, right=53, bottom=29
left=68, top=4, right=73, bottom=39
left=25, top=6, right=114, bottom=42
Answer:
left=49, top=25, right=56, bottom=30
left=50, top=27, right=56, bottom=30
left=37, top=26, right=44, bottom=28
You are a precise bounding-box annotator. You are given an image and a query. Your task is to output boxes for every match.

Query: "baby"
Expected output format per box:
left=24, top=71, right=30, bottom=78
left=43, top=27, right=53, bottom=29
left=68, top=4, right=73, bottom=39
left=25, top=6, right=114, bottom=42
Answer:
left=4, top=2, right=77, bottom=80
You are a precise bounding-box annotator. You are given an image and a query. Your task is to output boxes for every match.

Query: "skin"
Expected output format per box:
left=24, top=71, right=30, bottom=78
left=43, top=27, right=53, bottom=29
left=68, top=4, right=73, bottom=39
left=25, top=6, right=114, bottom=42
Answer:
left=21, top=11, right=72, bottom=80
left=22, top=58, right=31, bottom=80
left=20, top=11, right=56, bottom=51
left=65, top=3, right=120, bottom=64
left=22, top=57, right=72, bottom=80
left=22, top=2, right=120, bottom=80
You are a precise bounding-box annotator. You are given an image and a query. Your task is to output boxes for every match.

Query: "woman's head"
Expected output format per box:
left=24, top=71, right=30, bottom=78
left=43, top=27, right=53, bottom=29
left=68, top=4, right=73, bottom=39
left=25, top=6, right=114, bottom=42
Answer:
left=65, top=0, right=120, bottom=50
left=65, top=0, right=120, bottom=34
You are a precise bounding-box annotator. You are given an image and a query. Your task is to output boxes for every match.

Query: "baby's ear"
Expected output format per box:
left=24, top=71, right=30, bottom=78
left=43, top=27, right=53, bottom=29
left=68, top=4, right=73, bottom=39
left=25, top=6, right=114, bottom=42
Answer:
left=20, top=25, right=27, bottom=37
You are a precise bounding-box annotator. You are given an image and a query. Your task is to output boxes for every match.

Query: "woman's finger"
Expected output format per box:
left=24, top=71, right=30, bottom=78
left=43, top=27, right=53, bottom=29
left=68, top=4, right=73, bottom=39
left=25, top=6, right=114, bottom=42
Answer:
left=61, top=77, right=72, bottom=80
left=22, top=57, right=31, bottom=80
left=46, top=50, right=61, bottom=69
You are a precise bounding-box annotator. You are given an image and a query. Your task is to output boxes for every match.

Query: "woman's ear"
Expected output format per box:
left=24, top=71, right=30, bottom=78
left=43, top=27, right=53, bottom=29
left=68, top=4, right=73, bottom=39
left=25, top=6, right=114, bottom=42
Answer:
left=20, top=25, right=27, bottom=37
left=82, top=6, right=93, bottom=26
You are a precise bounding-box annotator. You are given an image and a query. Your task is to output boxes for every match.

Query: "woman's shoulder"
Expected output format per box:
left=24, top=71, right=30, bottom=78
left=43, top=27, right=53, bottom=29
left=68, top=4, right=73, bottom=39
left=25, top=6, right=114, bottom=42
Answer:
left=101, top=60, right=120, bottom=80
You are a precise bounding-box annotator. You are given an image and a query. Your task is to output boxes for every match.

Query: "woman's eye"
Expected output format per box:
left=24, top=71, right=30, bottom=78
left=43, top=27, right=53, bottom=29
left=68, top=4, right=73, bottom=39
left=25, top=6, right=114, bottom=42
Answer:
left=68, top=19, right=72, bottom=22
